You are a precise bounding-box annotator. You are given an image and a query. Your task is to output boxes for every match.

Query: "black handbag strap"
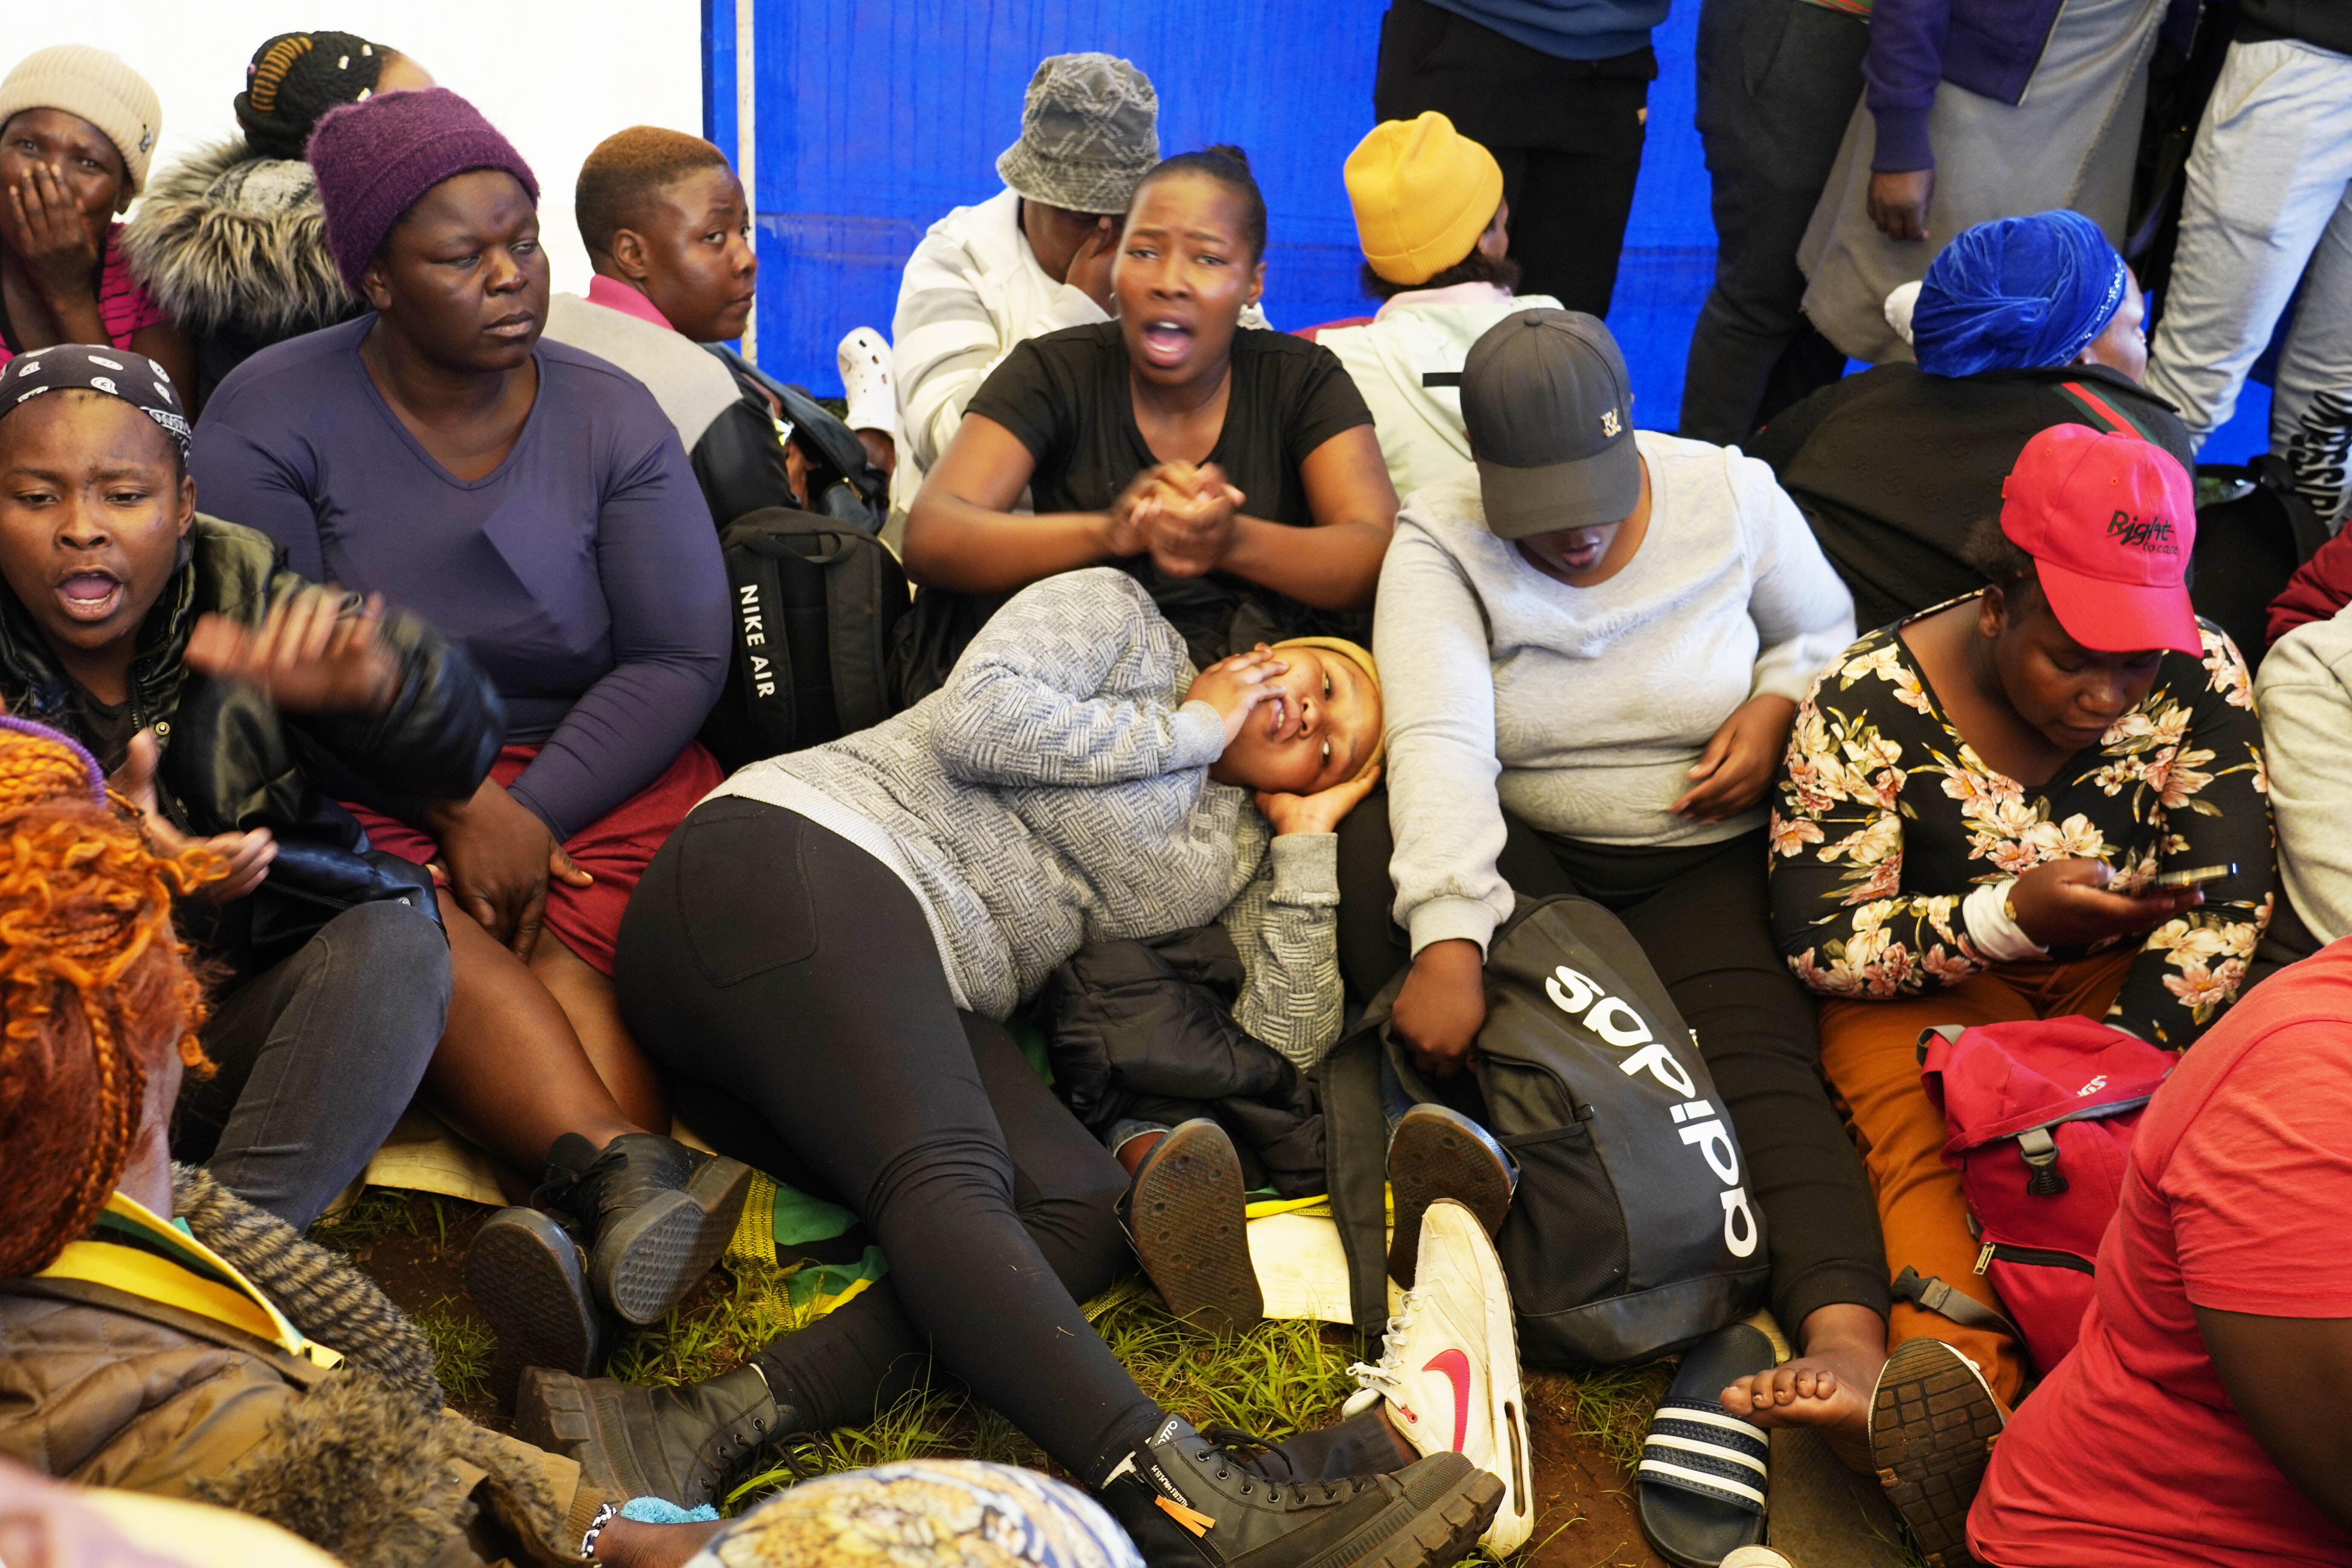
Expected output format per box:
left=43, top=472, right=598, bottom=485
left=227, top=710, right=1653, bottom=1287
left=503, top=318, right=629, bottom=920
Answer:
left=821, top=533, right=897, bottom=735
left=1890, top=1265, right=2025, bottom=1343
left=1316, top=1024, right=1394, bottom=1347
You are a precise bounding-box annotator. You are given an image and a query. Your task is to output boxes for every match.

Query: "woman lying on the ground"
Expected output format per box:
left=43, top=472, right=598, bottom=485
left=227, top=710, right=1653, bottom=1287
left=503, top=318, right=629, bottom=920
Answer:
left=122, top=30, right=435, bottom=409
left=1760, top=425, right=2273, bottom=1530
left=513, top=566, right=1504, bottom=1568
left=187, top=89, right=745, bottom=1323
left=0, top=722, right=722, bottom=1568
left=0, top=346, right=743, bottom=1305
left=0, top=46, right=193, bottom=389
left=1347, top=309, right=1893, bottom=1501
left=903, top=145, right=1397, bottom=673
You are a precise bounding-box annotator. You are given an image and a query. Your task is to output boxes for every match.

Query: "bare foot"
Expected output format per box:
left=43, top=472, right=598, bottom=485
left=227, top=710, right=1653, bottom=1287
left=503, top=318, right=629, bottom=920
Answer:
left=1719, top=1305, right=1885, bottom=1474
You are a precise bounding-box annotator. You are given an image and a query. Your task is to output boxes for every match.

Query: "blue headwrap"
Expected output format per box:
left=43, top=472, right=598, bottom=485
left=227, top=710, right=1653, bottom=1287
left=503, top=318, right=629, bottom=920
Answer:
left=1910, top=210, right=2130, bottom=379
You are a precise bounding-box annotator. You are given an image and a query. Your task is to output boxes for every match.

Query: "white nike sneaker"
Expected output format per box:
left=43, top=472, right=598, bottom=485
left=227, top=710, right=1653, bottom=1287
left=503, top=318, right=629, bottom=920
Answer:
left=1340, top=1197, right=1534, bottom=1554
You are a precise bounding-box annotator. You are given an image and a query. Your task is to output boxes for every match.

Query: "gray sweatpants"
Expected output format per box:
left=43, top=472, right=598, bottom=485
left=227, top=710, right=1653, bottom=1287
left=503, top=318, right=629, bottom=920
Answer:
left=2144, top=36, right=2352, bottom=525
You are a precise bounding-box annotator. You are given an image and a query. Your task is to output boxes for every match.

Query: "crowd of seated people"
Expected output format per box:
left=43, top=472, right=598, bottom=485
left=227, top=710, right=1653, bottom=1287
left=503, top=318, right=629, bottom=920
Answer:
left=2, top=21, right=2349, bottom=1568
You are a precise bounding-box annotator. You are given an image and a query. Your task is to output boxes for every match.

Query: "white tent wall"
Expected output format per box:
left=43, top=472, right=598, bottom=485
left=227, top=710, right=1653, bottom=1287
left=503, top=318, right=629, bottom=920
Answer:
left=13, top=3, right=704, bottom=294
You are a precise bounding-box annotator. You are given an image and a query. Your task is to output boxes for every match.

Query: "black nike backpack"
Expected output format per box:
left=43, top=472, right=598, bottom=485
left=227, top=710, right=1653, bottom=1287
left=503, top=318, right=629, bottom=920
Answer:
left=1318, top=895, right=1771, bottom=1367
left=696, top=506, right=912, bottom=772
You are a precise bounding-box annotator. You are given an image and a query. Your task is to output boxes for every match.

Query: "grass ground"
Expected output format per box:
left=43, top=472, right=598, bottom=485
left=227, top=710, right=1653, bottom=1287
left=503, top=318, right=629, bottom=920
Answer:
left=311, top=1188, right=1690, bottom=1566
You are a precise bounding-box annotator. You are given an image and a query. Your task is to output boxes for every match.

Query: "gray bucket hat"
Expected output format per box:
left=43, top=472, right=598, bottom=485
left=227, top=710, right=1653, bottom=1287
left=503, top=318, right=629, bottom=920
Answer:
left=995, top=53, right=1159, bottom=216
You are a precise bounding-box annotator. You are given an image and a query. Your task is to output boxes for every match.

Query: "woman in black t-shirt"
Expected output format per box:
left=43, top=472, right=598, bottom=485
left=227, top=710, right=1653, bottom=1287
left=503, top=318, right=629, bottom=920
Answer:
left=904, top=147, right=1398, bottom=666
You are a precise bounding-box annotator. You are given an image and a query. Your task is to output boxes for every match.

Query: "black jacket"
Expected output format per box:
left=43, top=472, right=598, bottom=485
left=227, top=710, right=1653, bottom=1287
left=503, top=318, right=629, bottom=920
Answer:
left=1037, top=927, right=1325, bottom=1198
left=1750, top=363, right=2197, bottom=631
left=699, top=345, right=890, bottom=531
left=0, top=516, right=504, bottom=978
left=2238, top=0, right=2352, bottom=56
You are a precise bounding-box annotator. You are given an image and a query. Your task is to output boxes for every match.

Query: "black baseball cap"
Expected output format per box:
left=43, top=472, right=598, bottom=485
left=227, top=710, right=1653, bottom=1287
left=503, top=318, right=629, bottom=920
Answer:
left=1461, top=308, right=1639, bottom=540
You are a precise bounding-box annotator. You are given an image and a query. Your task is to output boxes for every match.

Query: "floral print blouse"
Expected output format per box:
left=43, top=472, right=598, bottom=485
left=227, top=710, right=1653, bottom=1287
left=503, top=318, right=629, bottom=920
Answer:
left=1769, top=602, right=2274, bottom=1046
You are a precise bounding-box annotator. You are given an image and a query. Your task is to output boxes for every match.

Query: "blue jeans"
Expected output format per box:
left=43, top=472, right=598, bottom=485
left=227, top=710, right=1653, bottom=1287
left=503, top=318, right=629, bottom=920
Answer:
left=181, top=900, right=451, bottom=1229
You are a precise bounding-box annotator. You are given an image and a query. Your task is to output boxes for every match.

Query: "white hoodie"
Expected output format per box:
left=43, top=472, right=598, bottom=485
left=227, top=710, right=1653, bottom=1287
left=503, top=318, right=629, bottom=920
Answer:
left=1314, top=286, right=1561, bottom=502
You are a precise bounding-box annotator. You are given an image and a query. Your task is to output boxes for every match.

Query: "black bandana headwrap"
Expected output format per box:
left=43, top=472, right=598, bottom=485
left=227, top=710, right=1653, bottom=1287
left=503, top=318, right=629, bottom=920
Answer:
left=0, top=344, right=191, bottom=458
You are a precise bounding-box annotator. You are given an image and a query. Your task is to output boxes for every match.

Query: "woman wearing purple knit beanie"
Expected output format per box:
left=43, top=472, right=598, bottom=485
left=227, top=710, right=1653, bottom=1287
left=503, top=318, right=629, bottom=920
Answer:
left=187, top=86, right=746, bottom=1361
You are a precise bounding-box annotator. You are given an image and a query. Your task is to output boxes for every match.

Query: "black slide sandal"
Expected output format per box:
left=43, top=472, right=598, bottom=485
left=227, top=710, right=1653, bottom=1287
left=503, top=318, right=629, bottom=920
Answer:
left=1637, top=1321, right=1775, bottom=1568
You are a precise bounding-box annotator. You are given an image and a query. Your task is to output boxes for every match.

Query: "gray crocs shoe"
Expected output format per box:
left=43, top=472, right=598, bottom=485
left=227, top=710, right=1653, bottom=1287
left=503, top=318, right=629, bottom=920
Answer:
left=1868, top=1337, right=2005, bottom=1568
left=1123, top=1119, right=1262, bottom=1334
left=1386, top=1102, right=1516, bottom=1288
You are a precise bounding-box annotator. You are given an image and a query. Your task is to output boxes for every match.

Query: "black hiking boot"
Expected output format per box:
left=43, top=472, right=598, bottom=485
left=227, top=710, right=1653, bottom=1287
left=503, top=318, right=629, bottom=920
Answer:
left=464, top=1205, right=609, bottom=1377
left=1124, top=1120, right=1262, bottom=1335
left=538, top=1132, right=753, bottom=1324
left=1097, top=1413, right=1501, bottom=1568
left=517, top=1363, right=809, bottom=1510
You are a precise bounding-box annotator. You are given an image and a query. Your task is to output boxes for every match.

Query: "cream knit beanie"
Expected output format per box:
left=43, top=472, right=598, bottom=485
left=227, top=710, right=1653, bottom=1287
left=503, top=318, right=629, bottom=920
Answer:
left=0, top=46, right=163, bottom=194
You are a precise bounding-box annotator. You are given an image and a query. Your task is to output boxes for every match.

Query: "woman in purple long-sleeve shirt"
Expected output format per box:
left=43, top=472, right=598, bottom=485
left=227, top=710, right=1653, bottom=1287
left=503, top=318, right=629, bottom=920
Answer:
left=189, top=88, right=744, bottom=1365
left=195, top=318, right=725, bottom=842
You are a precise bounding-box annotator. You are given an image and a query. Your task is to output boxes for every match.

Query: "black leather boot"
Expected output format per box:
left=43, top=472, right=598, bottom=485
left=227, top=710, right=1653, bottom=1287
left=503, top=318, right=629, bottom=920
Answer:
left=539, top=1132, right=753, bottom=1323
left=1095, top=1414, right=1501, bottom=1568
left=517, top=1363, right=805, bottom=1509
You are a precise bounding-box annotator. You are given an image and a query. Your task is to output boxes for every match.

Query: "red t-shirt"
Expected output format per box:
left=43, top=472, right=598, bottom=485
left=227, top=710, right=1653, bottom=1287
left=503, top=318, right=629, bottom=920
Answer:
left=1971, top=940, right=2352, bottom=1566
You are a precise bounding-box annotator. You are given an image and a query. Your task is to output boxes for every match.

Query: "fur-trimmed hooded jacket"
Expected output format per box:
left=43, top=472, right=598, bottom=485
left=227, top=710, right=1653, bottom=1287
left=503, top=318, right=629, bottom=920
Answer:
left=0, top=1169, right=612, bottom=1567
left=119, top=140, right=364, bottom=410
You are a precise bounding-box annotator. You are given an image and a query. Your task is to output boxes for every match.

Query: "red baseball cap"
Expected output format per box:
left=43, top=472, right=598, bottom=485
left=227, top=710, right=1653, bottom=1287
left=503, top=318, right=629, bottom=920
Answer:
left=1999, top=425, right=2200, bottom=656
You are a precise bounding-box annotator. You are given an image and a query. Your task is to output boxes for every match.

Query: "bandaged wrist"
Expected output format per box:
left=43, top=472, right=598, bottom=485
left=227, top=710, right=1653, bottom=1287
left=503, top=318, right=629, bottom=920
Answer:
left=1964, top=879, right=2048, bottom=962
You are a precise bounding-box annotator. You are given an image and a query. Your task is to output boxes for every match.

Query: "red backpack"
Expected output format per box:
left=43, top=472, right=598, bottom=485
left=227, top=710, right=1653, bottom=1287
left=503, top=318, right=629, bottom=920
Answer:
left=1898, top=1018, right=2176, bottom=1376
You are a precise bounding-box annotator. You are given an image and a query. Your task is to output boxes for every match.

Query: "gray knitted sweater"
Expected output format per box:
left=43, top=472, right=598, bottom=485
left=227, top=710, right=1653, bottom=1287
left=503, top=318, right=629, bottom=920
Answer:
left=713, top=568, right=1346, bottom=1063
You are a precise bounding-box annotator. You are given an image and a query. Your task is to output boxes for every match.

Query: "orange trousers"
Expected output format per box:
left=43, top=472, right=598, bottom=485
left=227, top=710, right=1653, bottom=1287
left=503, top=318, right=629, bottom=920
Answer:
left=1816, top=948, right=2135, bottom=1403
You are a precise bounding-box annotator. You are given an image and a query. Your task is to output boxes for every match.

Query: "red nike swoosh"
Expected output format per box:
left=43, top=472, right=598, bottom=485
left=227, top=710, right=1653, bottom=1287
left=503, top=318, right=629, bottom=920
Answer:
left=1425, top=1348, right=1472, bottom=1454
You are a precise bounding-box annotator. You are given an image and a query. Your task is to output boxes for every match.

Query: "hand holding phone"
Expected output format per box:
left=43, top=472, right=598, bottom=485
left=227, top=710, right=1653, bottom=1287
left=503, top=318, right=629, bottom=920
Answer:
left=2153, top=863, right=2237, bottom=891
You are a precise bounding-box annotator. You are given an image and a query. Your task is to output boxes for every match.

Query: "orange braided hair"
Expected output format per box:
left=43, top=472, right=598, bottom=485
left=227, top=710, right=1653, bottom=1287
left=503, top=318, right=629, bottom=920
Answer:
left=246, top=34, right=314, bottom=116
left=0, top=723, right=219, bottom=1278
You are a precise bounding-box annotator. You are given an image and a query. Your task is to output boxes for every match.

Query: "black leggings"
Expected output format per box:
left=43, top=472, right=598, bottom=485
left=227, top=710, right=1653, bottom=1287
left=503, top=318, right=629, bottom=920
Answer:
left=665, top=1010, right=1132, bottom=1438
left=1338, top=801, right=1891, bottom=1332
left=617, top=798, right=1158, bottom=1483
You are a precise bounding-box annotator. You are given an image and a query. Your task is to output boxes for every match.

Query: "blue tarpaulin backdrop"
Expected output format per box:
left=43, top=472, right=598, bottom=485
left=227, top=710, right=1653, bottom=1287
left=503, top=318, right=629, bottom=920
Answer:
left=703, top=0, right=2278, bottom=458
left=706, top=0, right=1715, bottom=430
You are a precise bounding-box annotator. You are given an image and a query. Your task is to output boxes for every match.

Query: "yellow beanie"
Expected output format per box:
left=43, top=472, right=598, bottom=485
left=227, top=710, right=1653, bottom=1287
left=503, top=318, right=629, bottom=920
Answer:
left=0, top=45, right=162, bottom=194
left=1344, top=112, right=1504, bottom=288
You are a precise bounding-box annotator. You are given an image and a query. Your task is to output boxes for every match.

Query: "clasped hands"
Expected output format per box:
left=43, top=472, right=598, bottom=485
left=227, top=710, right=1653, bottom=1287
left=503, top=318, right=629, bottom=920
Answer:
left=1105, top=461, right=1247, bottom=579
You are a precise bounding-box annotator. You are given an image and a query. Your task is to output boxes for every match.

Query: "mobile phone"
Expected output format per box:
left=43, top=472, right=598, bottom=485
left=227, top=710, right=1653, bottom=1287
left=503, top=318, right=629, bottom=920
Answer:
left=2154, top=863, right=2236, bottom=890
